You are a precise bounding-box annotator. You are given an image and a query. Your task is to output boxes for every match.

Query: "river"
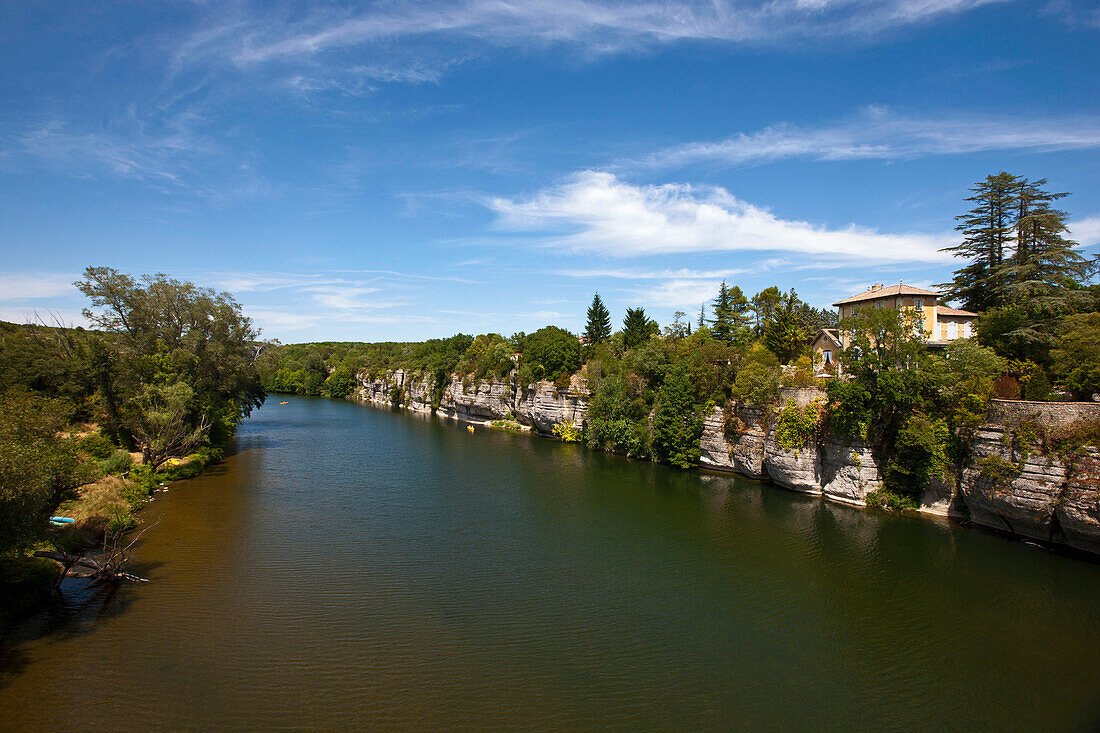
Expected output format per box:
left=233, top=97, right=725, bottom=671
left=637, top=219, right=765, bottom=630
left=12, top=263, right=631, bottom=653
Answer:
left=2, top=397, right=1099, bottom=730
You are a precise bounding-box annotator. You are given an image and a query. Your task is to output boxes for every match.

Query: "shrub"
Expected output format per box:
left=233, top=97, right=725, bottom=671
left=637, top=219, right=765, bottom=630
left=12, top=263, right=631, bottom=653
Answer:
left=80, top=432, right=116, bottom=460
left=864, top=488, right=918, bottom=511
left=98, top=449, right=133, bottom=476
left=884, top=413, right=949, bottom=499
left=774, top=400, right=822, bottom=451
left=652, top=365, right=703, bottom=469
left=552, top=422, right=582, bottom=442
left=977, top=455, right=1019, bottom=491
left=730, top=361, right=780, bottom=409
left=992, top=375, right=1020, bottom=400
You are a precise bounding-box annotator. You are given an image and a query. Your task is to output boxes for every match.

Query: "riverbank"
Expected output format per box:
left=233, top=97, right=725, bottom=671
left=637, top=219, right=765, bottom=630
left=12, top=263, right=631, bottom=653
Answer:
left=354, top=369, right=1100, bottom=556
left=0, top=446, right=224, bottom=638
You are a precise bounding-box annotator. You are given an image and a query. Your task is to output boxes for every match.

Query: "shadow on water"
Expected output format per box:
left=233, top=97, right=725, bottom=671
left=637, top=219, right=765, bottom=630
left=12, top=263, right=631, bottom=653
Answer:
left=0, top=569, right=155, bottom=689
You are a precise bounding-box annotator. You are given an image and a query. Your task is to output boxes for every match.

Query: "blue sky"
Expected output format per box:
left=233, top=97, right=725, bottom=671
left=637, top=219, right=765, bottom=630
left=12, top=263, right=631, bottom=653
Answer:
left=2, top=0, right=1099, bottom=342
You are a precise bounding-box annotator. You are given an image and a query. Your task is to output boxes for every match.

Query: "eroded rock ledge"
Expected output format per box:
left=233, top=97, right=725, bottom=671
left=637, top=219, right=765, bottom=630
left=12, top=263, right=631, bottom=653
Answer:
left=354, top=371, right=1100, bottom=555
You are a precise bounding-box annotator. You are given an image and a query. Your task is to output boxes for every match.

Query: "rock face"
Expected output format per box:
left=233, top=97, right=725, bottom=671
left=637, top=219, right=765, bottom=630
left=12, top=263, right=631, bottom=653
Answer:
left=959, top=401, right=1100, bottom=553
left=699, top=405, right=767, bottom=478
left=355, top=369, right=586, bottom=436
left=355, top=372, right=1100, bottom=554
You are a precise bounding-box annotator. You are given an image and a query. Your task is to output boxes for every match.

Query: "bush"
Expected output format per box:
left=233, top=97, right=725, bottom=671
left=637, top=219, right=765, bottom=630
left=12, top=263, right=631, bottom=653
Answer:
left=98, top=449, right=133, bottom=476
left=774, top=400, right=822, bottom=451
left=731, top=361, right=780, bottom=408
left=864, top=488, right=918, bottom=511
left=80, top=432, right=116, bottom=460
left=884, top=413, right=949, bottom=499
left=552, top=422, right=582, bottom=442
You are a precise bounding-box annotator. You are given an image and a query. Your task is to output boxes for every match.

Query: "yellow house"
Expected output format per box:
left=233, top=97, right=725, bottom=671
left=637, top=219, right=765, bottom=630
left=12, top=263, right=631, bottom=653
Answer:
left=831, top=283, right=978, bottom=349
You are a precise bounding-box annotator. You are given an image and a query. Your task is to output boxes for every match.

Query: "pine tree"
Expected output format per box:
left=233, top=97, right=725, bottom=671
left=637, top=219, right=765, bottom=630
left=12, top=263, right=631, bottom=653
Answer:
left=622, top=307, right=658, bottom=348
left=697, top=302, right=707, bottom=330
left=990, top=178, right=1094, bottom=358
left=710, top=282, right=751, bottom=344
left=762, top=289, right=807, bottom=364
left=940, top=172, right=1022, bottom=312
left=584, top=293, right=612, bottom=345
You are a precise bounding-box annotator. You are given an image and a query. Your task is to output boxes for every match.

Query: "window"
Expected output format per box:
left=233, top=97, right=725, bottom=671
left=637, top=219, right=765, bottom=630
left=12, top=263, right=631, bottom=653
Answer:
left=963, top=321, right=971, bottom=338
left=948, top=321, right=957, bottom=339
left=823, top=350, right=832, bottom=364
left=915, top=298, right=924, bottom=309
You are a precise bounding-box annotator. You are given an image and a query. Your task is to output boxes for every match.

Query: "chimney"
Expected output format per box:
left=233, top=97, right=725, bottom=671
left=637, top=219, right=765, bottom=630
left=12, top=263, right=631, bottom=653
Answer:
left=870, top=283, right=883, bottom=292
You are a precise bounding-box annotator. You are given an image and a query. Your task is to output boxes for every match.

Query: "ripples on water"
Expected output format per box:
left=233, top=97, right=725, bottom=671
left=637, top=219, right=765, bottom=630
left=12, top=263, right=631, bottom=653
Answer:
left=2, top=397, right=1099, bottom=731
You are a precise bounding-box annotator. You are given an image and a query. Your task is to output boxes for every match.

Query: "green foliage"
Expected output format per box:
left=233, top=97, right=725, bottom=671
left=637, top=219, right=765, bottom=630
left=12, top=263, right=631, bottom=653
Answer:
left=1050, top=312, right=1100, bottom=400
left=0, top=556, right=58, bottom=636
left=0, top=389, right=94, bottom=555
left=977, top=455, right=1020, bottom=491
left=79, top=432, right=116, bottom=460
left=864, top=489, right=919, bottom=512
left=652, top=365, right=703, bottom=469
left=884, top=413, right=949, bottom=498
left=519, top=326, right=582, bottom=382
left=762, top=289, right=809, bottom=364
left=730, top=346, right=780, bottom=408
left=710, top=282, right=752, bottom=345
left=585, top=373, right=652, bottom=458
left=552, top=422, right=583, bottom=442
left=774, top=400, right=822, bottom=451
left=99, top=449, right=133, bottom=476
left=622, top=307, right=660, bottom=349
left=584, top=293, right=612, bottom=345
left=461, top=333, right=515, bottom=380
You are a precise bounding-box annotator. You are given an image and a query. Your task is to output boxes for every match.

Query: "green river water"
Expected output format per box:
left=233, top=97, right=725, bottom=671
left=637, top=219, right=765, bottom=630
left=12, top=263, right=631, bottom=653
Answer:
left=2, top=396, right=1099, bottom=730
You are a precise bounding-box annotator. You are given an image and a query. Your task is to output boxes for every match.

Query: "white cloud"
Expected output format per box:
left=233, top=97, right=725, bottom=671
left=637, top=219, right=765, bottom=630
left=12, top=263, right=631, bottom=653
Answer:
left=638, top=279, right=724, bottom=308
left=557, top=266, right=749, bottom=280
left=488, top=170, right=951, bottom=262
left=634, top=106, right=1100, bottom=169
left=0, top=273, right=80, bottom=301
left=182, top=0, right=1005, bottom=70
left=1069, top=216, right=1100, bottom=247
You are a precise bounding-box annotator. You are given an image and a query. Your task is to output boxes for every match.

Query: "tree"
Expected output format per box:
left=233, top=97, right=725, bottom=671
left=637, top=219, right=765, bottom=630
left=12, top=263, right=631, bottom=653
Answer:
left=710, top=282, right=751, bottom=344
left=652, top=364, right=703, bottom=469
left=762, top=289, right=807, bottom=364
left=0, top=390, right=93, bottom=555
left=751, top=287, right=783, bottom=335
left=75, top=267, right=266, bottom=462
left=1050, top=312, right=1100, bottom=400
left=584, top=293, right=612, bottom=345
left=663, top=311, right=689, bottom=341
left=519, top=326, right=581, bottom=382
left=622, top=307, right=659, bottom=348
left=940, top=171, right=1022, bottom=312
left=839, top=303, right=926, bottom=373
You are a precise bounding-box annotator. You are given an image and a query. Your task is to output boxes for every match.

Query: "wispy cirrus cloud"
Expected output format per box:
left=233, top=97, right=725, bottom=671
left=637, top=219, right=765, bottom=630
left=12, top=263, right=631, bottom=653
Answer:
left=204, top=0, right=1006, bottom=64
left=488, top=170, right=951, bottom=262
left=632, top=106, right=1100, bottom=170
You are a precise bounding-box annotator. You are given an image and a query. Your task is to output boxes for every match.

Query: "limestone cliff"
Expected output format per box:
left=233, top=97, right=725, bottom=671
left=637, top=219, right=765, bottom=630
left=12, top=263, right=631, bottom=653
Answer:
left=354, top=371, right=1099, bottom=554
left=355, top=369, right=587, bottom=436
left=959, top=401, right=1100, bottom=554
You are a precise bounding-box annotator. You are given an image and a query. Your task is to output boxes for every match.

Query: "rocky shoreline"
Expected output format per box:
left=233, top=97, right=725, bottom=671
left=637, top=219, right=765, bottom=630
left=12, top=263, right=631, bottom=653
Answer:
left=355, top=369, right=1100, bottom=555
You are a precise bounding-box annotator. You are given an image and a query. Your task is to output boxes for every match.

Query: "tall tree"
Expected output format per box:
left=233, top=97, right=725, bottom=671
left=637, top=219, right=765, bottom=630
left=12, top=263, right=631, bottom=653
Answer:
left=939, top=172, right=1022, bottom=312
left=751, top=286, right=783, bottom=335
left=762, top=289, right=807, bottom=364
left=584, top=293, right=612, bottom=345
left=75, top=267, right=266, bottom=461
left=651, top=364, right=703, bottom=469
left=710, top=282, right=751, bottom=344
left=622, top=307, right=659, bottom=348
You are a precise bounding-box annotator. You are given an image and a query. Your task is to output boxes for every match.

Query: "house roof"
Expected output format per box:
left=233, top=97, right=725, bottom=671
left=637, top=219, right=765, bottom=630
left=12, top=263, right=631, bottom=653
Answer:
left=937, top=306, right=979, bottom=318
left=832, top=284, right=940, bottom=307
left=811, top=328, right=842, bottom=347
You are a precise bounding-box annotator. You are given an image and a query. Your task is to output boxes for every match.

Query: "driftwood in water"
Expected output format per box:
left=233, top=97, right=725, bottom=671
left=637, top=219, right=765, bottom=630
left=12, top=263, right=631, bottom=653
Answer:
left=34, top=521, right=157, bottom=586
